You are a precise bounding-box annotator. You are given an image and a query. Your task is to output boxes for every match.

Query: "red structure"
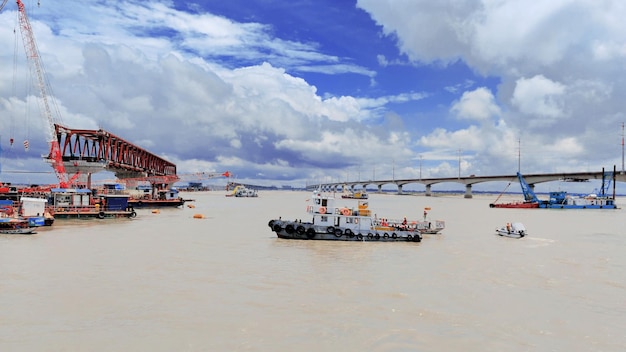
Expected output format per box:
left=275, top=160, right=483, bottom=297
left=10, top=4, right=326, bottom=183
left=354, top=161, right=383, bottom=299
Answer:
left=54, top=124, right=177, bottom=178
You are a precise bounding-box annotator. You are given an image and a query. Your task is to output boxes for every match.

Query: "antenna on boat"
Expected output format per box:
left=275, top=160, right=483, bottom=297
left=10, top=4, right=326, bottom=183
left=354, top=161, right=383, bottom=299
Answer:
left=517, top=138, right=521, bottom=173
left=621, top=122, right=624, bottom=175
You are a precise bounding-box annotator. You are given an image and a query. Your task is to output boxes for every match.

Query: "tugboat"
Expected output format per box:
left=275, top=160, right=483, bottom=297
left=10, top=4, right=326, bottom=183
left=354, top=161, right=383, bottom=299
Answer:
left=268, top=191, right=445, bottom=242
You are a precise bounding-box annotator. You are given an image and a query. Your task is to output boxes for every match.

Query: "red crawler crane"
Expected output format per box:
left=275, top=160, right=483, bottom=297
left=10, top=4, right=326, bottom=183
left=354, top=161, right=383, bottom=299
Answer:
left=15, top=0, right=78, bottom=187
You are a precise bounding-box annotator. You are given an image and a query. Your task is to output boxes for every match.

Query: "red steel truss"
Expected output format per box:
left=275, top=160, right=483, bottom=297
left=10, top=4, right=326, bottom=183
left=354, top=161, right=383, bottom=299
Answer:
left=54, top=124, right=177, bottom=177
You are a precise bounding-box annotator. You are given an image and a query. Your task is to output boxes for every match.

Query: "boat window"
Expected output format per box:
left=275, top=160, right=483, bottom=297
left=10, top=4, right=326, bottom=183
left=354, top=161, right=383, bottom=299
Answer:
left=321, top=199, right=328, bottom=206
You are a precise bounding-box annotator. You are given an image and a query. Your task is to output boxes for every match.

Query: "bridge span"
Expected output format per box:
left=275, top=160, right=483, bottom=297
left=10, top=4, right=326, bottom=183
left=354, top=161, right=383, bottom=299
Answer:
left=51, top=124, right=177, bottom=188
left=309, top=169, right=625, bottom=198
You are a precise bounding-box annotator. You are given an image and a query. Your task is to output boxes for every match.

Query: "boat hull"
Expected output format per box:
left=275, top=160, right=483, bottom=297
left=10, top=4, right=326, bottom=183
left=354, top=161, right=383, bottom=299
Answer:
left=490, top=202, right=539, bottom=208
left=268, top=220, right=422, bottom=242
left=0, top=227, right=37, bottom=235
left=52, top=210, right=137, bottom=219
left=128, top=199, right=185, bottom=208
left=495, top=225, right=526, bottom=238
left=538, top=203, right=618, bottom=209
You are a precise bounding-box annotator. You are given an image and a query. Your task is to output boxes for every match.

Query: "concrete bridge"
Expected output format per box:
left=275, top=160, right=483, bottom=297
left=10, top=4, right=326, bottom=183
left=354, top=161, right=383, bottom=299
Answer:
left=308, top=169, right=625, bottom=198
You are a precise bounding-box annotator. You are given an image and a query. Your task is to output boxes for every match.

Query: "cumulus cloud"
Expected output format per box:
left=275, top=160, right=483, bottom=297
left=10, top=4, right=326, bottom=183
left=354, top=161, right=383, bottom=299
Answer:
left=0, top=3, right=418, bottom=185
left=511, top=75, right=566, bottom=125
left=450, top=87, right=501, bottom=121
left=358, top=0, right=626, bottom=175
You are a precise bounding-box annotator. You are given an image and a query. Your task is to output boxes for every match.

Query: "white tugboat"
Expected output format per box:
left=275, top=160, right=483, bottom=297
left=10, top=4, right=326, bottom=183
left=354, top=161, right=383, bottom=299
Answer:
left=268, top=191, right=445, bottom=242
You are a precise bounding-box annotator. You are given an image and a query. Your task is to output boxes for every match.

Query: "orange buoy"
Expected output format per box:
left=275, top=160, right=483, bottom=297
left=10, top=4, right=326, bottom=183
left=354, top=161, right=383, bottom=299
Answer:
left=187, top=204, right=195, bottom=208
left=193, top=213, right=205, bottom=219
left=152, top=209, right=160, bottom=214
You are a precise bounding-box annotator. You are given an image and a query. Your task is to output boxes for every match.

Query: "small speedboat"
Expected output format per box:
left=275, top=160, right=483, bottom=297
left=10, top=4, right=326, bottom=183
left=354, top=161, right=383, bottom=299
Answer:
left=495, top=222, right=526, bottom=238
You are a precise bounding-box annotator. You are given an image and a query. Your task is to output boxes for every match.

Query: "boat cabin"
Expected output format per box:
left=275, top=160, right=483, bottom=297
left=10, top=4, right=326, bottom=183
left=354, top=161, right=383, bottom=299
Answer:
left=307, top=192, right=374, bottom=232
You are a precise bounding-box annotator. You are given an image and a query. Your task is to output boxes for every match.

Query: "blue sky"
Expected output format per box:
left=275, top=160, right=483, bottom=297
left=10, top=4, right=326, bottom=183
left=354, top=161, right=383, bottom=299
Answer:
left=1, top=0, right=626, bottom=193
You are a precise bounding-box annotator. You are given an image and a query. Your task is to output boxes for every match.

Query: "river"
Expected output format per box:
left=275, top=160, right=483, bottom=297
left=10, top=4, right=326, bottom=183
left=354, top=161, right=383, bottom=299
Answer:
left=1, top=191, right=625, bottom=351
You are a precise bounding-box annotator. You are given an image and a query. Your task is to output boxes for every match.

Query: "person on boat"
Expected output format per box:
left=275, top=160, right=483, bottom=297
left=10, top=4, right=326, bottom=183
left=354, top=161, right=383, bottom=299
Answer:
left=423, top=210, right=428, bottom=221
left=506, top=223, right=511, bottom=233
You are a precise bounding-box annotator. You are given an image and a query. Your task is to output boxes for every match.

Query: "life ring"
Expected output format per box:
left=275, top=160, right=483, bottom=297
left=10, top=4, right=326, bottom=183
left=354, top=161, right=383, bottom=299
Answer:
left=296, top=226, right=305, bottom=235
left=367, top=233, right=373, bottom=239
left=268, top=220, right=275, bottom=228
left=334, top=228, right=343, bottom=237
left=306, top=228, right=316, bottom=239
left=130, top=211, right=137, bottom=218
left=344, top=229, right=353, bottom=236
left=375, top=233, right=380, bottom=240
left=391, top=233, right=397, bottom=239
left=285, top=224, right=295, bottom=234
left=319, top=206, right=327, bottom=214
left=356, top=233, right=363, bottom=240
left=273, top=224, right=282, bottom=232
left=407, top=234, right=413, bottom=241
left=98, top=211, right=105, bottom=219
left=326, top=226, right=335, bottom=234
left=341, top=208, right=351, bottom=216
left=383, top=233, right=389, bottom=239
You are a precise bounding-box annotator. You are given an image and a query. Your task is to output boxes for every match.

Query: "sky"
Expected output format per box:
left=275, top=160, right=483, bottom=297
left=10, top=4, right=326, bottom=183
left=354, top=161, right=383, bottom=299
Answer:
left=1, top=0, right=626, bottom=193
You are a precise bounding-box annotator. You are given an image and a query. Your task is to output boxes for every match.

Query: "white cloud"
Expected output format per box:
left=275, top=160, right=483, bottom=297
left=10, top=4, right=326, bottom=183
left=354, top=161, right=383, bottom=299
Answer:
left=511, top=75, right=566, bottom=120
left=450, top=87, right=500, bottom=121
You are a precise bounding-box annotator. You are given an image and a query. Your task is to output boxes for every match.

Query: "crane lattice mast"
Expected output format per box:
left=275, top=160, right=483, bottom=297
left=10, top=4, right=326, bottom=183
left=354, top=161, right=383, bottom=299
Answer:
left=15, top=0, right=73, bottom=187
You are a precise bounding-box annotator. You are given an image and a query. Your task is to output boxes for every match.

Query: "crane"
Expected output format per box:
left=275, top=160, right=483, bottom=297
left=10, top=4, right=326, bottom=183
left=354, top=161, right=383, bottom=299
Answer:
left=15, top=0, right=78, bottom=188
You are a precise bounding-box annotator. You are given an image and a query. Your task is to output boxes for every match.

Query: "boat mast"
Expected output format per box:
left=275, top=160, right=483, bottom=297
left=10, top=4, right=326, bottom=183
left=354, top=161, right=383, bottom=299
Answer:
left=614, top=122, right=624, bottom=175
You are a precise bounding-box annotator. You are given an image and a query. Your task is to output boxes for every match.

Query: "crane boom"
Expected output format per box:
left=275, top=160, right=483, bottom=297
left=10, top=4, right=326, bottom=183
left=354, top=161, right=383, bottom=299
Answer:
left=15, top=0, right=73, bottom=187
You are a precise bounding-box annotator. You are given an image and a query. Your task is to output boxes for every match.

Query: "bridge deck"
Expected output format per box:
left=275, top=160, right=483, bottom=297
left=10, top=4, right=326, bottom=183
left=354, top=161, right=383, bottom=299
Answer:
left=53, top=124, right=176, bottom=179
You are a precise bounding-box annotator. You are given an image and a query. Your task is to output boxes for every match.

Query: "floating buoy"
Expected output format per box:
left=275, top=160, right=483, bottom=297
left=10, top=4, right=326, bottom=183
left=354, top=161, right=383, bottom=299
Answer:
left=193, top=213, right=205, bottom=219
left=152, top=209, right=160, bottom=214
left=424, top=207, right=431, bottom=210
left=187, top=204, right=195, bottom=208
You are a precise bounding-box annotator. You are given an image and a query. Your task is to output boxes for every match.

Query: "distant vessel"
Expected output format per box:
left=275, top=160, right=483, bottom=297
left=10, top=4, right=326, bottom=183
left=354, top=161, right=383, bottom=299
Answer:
left=49, top=188, right=137, bottom=219
left=268, top=191, right=445, bottom=242
left=0, top=218, right=37, bottom=235
left=341, top=190, right=368, bottom=199
left=19, top=197, right=54, bottom=226
left=0, top=196, right=54, bottom=226
left=128, top=188, right=190, bottom=208
left=226, top=185, right=258, bottom=198
left=490, top=167, right=618, bottom=209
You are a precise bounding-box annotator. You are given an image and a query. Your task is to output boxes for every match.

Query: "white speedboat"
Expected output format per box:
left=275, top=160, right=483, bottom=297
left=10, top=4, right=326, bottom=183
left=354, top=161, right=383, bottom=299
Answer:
left=495, top=222, right=527, bottom=238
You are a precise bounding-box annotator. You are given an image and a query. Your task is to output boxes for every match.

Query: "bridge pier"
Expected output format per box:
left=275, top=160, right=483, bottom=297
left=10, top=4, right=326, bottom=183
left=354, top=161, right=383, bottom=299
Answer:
left=425, top=184, right=432, bottom=196
left=397, top=184, right=403, bottom=195
left=464, top=184, right=473, bottom=199
left=377, top=185, right=382, bottom=193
